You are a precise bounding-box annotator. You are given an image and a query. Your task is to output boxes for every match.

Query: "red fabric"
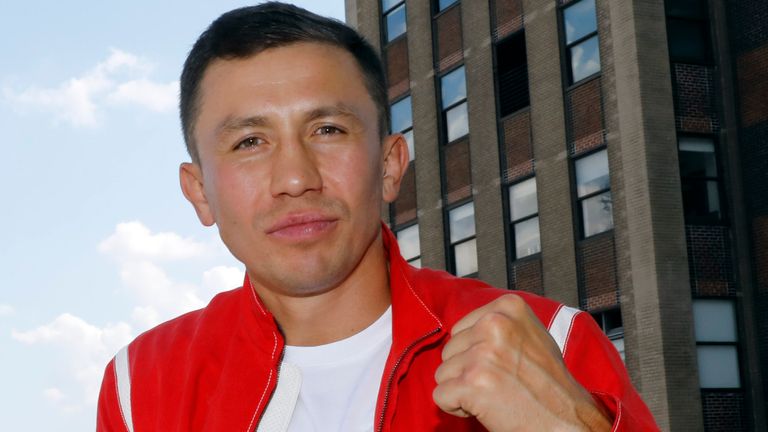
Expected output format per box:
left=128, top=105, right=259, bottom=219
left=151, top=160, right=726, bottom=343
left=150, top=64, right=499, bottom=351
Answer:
left=97, top=224, right=658, bottom=431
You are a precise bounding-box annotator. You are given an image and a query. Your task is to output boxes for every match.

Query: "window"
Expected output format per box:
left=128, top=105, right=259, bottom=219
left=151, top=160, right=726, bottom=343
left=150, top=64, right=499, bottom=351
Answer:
left=383, top=0, right=406, bottom=42
left=448, top=202, right=477, bottom=276
left=396, top=223, right=421, bottom=267
left=679, top=137, right=722, bottom=223
left=508, top=178, right=540, bottom=259
left=562, top=0, right=601, bottom=84
left=575, top=150, right=613, bottom=237
left=440, top=66, right=469, bottom=143
left=590, top=308, right=624, bottom=361
left=693, top=299, right=741, bottom=388
left=665, top=0, right=711, bottom=64
left=390, top=96, right=415, bottom=161
left=496, top=31, right=530, bottom=117
left=435, top=0, right=459, bottom=13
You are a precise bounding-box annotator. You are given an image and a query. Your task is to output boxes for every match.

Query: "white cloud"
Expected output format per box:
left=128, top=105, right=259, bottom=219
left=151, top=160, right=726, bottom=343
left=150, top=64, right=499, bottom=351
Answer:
left=3, top=48, right=177, bottom=127
left=98, top=221, right=209, bottom=262
left=12, top=313, right=133, bottom=408
left=43, top=387, right=66, bottom=402
left=12, top=222, right=242, bottom=411
left=108, top=79, right=179, bottom=112
left=0, top=303, right=14, bottom=317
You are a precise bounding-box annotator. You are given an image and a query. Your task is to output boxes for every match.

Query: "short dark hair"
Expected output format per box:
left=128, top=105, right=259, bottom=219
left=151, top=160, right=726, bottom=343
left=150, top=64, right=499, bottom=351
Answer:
left=180, top=2, right=388, bottom=162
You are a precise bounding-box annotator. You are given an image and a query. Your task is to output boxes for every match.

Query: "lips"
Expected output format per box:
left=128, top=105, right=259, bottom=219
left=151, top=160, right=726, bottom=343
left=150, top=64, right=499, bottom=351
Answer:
left=265, top=212, right=338, bottom=241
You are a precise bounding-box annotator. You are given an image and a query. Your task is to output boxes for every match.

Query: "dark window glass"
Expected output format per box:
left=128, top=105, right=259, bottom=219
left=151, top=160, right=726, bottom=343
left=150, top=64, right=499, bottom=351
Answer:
left=385, top=4, right=407, bottom=42
left=665, top=0, right=707, bottom=19
left=441, top=66, right=467, bottom=108
left=590, top=308, right=624, bottom=361
left=667, top=18, right=709, bottom=62
left=564, top=0, right=597, bottom=44
left=679, top=137, right=721, bottom=223
left=569, top=35, right=601, bottom=83
left=497, top=32, right=530, bottom=116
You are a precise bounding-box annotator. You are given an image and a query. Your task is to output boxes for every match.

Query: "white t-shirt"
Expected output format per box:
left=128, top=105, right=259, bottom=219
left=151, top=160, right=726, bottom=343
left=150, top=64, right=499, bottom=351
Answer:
left=258, top=307, right=393, bottom=432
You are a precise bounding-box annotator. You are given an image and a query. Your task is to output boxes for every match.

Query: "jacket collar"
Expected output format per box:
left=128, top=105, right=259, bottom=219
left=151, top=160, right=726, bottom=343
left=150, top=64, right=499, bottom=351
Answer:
left=240, top=222, right=445, bottom=348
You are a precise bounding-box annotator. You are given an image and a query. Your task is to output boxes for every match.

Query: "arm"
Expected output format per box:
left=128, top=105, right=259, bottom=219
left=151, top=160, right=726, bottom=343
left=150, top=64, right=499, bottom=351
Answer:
left=96, top=359, right=130, bottom=432
left=433, top=295, right=658, bottom=431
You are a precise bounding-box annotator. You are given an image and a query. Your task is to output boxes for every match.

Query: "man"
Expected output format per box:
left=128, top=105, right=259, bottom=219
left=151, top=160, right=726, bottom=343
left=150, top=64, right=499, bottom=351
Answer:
left=97, top=3, right=658, bottom=431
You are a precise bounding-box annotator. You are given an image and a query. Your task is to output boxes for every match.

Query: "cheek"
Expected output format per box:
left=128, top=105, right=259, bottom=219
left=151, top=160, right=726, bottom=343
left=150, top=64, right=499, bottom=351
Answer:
left=205, top=163, right=267, bottom=219
left=319, top=147, right=382, bottom=201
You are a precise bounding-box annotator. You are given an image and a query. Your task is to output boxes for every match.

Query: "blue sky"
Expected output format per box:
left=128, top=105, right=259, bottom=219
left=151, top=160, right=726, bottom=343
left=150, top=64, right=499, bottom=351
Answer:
left=0, top=1, right=345, bottom=430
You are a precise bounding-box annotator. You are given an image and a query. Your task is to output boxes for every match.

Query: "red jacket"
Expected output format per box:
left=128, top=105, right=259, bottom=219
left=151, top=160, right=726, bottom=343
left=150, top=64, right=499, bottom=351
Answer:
left=97, top=226, right=658, bottom=431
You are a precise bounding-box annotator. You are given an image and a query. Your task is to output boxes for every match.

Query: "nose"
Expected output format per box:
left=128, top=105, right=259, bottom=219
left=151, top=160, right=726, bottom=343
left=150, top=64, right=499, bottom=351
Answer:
left=269, top=136, right=323, bottom=198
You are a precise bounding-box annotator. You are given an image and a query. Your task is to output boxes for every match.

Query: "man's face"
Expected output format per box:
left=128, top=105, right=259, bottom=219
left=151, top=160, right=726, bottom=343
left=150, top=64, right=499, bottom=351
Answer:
left=182, top=42, right=404, bottom=297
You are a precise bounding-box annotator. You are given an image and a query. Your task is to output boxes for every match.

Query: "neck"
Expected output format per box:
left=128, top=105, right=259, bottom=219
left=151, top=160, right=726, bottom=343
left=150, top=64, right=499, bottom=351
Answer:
left=249, top=234, right=392, bottom=346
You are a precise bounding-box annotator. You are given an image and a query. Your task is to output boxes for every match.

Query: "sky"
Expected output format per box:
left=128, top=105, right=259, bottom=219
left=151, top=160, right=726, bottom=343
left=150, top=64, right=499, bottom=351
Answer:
left=0, top=1, right=346, bottom=430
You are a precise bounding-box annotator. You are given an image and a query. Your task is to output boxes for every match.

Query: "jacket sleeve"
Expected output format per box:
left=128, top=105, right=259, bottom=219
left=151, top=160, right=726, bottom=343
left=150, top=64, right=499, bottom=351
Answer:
left=563, top=311, right=660, bottom=431
left=96, top=358, right=129, bottom=432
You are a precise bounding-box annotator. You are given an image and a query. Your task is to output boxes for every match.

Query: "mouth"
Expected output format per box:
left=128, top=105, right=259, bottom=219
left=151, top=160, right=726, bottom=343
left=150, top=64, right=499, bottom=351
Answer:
left=266, top=212, right=339, bottom=242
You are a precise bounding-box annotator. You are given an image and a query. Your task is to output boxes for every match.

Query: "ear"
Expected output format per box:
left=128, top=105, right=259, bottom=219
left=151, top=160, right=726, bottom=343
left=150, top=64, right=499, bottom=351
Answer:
left=179, top=162, right=216, bottom=227
left=381, top=133, right=410, bottom=204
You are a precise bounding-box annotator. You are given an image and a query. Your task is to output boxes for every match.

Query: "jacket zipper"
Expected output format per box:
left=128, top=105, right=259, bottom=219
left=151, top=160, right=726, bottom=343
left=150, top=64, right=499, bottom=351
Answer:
left=376, top=327, right=441, bottom=432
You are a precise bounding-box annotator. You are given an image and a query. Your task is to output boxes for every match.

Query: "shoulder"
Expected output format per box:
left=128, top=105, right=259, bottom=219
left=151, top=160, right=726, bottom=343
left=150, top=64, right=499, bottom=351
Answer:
left=126, top=286, right=244, bottom=361
left=406, top=265, right=564, bottom=328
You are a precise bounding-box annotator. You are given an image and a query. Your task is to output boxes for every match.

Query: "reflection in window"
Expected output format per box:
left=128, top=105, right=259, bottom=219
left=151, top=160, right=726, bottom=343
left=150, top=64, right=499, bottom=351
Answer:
left=679, top=136, right=722, bottom=223
left=693, top=299, right=741, bottom=389
left=383, top=1, right=406, bottom=42
left=508, top=178, right=541, bottom=259
left=449, top=202, right=477, bottom=276
left=562, top=0, right=601, bottom=84
left=440, top=66, right=469, bottom=143
left=436, top=0, right=459, bottom=13
left=575, top=150, right=613, bottom=237
left=390, top=96, right=415, bottom=161
left=396, top=223, right=421, bottom=267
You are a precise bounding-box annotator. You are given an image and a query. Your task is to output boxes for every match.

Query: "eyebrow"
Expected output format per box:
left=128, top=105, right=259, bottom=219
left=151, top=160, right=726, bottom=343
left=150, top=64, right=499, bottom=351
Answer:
left=214, top=103, right=364, bottom=138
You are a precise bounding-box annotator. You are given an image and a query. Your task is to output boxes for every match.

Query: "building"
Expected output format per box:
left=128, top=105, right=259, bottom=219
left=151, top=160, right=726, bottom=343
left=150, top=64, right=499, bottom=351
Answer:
left=344, top=0, right=768, bottom=430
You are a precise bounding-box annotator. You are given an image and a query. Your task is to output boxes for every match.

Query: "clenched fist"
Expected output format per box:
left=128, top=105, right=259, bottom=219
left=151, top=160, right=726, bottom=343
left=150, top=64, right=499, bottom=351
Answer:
left=433, top=295, right=612, bottom=431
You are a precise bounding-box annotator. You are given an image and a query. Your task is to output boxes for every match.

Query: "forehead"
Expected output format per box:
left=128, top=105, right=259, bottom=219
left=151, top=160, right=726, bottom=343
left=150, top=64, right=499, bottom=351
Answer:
left=193, top=42, right=376, bottom=138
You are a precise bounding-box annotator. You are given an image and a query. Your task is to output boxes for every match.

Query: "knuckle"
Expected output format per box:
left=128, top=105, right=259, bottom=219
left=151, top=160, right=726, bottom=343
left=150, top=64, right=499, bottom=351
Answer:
left=497, top=294, right=526, bottom=314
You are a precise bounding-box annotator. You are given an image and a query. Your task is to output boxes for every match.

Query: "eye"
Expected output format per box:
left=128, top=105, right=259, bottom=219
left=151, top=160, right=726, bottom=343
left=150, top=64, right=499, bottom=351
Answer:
left=314, top=125, right=344, bottom=136
left=234, top=136, right=265, bottom=150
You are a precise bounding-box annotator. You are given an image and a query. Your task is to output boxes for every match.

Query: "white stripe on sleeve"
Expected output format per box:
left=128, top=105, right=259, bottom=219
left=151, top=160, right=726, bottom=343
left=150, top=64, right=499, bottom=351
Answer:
left=114, top=346, right=134, bottom=432
left=547, top=305, right=580, bottom=358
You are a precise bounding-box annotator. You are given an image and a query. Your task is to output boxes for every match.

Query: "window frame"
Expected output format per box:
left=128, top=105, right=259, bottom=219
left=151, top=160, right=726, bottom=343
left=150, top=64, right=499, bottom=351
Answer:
left=395, top=220, right=422, bottom=267
left=390, top=94, right=415, bottom=162
left=507, top=176, right=541, bottom=260
left=677, top=134, right=726, bottom=225
left=692, top=297, right=743, bottom=390
left=445, top=199, right=478, bottom=277
left=382, top=0, right=407, bottom=44
left=573, top=147, right=614, bottom=239
left=438, top=64, right=470, bottom=145
left=432, top=0, right=460, bottom=17
left=558, top=0, right=602, bottom=86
